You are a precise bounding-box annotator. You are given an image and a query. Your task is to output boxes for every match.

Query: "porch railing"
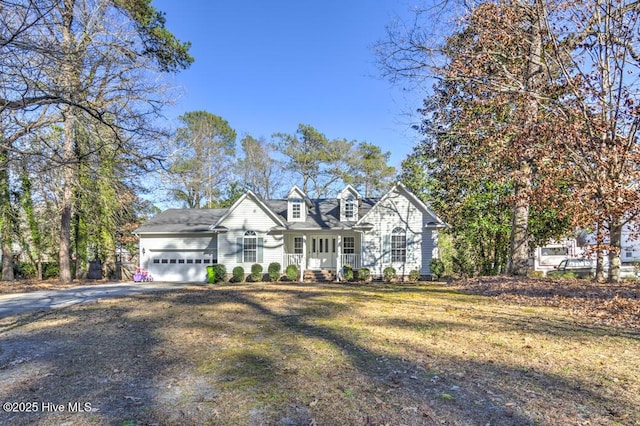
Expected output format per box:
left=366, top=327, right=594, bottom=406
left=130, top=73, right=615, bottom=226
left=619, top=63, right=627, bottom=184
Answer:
left=342, top=254, right=361, bottom=269
left=283, top=253, right=304, bottom=268
left=283, top=253, right=361, bottom=269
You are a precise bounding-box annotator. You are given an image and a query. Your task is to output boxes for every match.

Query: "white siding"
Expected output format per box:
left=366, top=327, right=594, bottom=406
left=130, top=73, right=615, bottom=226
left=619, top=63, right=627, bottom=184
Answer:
left=217, top=196, right=284, bottom=270
left=361, top=188, right=439, bottom=277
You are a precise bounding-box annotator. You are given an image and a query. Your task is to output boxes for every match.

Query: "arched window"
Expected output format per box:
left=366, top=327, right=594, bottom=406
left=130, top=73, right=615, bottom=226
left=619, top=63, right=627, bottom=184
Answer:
left=244, top=230, right=257, bottom=262
left=391, top=227, right=406, bottom=263
left=345, top=196, right=355, bottom=219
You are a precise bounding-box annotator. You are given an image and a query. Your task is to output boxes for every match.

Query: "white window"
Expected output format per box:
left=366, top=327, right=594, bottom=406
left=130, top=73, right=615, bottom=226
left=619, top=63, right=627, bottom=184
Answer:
left=345, top=196, right=355, bottom=219
left=343, top=237, right=355, bottom=254
left=294, top=237, right=303, bottom=254
left=244, top=231, right=257, bottom=262
left=292, top=202, right=301, bottom=219
left=391, top=227, right=406, bottom=263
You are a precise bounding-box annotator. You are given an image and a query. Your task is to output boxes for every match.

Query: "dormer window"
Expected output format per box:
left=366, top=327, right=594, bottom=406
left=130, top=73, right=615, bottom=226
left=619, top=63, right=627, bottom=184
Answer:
left=345, top=196, right=355, bottom=219
left=338, top=185, right=361, bottom=222
left=287, top=185, right=307, bottom=222
left=292, top=200, right=302, bottom=219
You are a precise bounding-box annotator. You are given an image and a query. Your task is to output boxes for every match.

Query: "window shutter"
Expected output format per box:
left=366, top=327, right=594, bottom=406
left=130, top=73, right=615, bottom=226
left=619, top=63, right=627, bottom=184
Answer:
left=237, top=238, right=243, bottom=263
left=257, top=238, right=264, bottom=263
left=383, top=234, right=390, bottom=264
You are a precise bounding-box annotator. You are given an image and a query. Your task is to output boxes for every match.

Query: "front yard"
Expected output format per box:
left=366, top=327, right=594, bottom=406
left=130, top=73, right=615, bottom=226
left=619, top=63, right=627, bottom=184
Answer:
left=1, top=279, right=639, bottom=425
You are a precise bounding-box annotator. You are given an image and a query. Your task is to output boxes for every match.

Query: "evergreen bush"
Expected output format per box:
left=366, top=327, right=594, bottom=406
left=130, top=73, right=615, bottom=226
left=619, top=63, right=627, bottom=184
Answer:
left=285, top=264, right=299, bottom=281
left=232, top=266, right=245, bottom=283
left=251, top=263, right=263, bottom=281
left=268, top=262, right=281, bottom=282
left=383, top=266, right=396, bottom=282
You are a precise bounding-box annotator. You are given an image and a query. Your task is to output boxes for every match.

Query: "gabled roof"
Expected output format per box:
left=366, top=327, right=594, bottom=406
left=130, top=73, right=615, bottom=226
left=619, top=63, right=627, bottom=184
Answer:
left=135, top=208, right=228, bottom=234
left=337, top=184, right=362, bottom=200
left=212, top=190, right=287, bottom=229
left=356, top=182, right=446, bottom=228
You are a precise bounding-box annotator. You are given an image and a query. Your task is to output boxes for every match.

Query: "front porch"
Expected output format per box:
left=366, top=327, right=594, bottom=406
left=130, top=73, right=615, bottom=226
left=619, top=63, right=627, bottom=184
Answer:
left=281, top=233, right=363, bottom=273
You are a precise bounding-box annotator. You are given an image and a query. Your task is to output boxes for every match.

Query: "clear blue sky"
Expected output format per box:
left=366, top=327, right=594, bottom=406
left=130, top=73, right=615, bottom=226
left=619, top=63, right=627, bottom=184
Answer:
left=151, top=0, right=423, bottom=168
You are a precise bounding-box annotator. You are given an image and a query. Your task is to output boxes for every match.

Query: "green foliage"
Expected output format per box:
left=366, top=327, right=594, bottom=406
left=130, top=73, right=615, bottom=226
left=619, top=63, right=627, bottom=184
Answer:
left=268, top=262, right=281, bottom=282
left=343, top=264, right=354, bottom=281
left=232, top=266, right=245, bottom=283
left=114, top=0, right=194, bottom=72
left=213, top=264, right=226, bottom=283
left=168, top=111, right=237, bottom=208
left=383, top=267, right=396, bottom=282
left=409, top=269, right=421, bottom=282
left=285, top=264, right=299, bottom=281
left=430, top=259, right=445, bottom=280
left=251, top=263, right=263, bottom=282
left=14, top=262, right=36, bottom=279
left=348, top=142, right=396, bottom=197
left=43, top=263, right=59, bottom=279
left=451, top=236, right=479, bottom=277
left=357, top=268, right=371, bottom=282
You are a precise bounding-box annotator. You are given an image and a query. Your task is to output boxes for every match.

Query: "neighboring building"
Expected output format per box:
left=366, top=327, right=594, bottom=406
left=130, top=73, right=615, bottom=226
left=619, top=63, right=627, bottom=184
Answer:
left=135, top=183, right=446, bottom=282
left=532, top=223, right=640, bottom=276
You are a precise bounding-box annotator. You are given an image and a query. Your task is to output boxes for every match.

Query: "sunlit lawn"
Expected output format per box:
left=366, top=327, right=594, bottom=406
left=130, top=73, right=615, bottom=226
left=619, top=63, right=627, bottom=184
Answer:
left=1, top=281, right=639, bottom=425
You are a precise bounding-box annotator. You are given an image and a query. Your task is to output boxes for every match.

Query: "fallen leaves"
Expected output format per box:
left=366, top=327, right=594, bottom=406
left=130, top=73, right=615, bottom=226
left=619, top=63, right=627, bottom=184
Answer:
left=450, top=276, right=640, bottom=329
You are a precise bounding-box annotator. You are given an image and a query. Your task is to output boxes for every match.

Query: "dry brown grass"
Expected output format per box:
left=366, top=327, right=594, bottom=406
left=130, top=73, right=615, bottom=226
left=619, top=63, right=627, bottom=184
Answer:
left=1, top=280, right=639, bottom=425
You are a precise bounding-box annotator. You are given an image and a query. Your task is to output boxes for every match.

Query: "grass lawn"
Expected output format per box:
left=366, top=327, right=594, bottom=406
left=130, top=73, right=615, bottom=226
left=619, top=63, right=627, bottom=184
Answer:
left=1, top=279, right=639, bottom=425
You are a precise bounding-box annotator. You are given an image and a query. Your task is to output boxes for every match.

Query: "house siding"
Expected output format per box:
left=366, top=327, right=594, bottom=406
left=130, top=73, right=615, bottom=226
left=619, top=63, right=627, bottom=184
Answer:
left=217, top=196, right=284, bottom=270
left=361, top=188, right=425, bottom=276
left=363, top=190, right=438, bottom=275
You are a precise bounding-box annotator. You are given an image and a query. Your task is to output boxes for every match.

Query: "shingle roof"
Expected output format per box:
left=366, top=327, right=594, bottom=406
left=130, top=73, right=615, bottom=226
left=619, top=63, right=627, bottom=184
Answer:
left=264, top=198, right=378, bottom=230
left=135, top=208, right=228, bottom=233
left=136, top=197, right=380, bottom=234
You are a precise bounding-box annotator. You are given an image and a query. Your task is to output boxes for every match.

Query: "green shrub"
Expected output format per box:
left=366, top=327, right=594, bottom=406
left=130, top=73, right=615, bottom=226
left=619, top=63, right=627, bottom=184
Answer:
left=251, top=263, right=263, bottom=282
left=14, top=262, right=36, bottom=279
left=43, top=262, right=59, bottom=279
left=268, top=262, right=281, bottom=282
left=206, top=265, right=215, bottom=283
left=213, top=264, right=226, bottom=283
left=285, top=264, right=299, bottom=281
left=409, top=269, right=421, bottom=282
left=232, top=266, right=245, bottom=283
left=383, top=266, right=396, bottom=282
left=430, top=259, right=445, bottom=280
left=343, top=264, right=354, bottom=281
left=357, top=268, right=371, bottom=282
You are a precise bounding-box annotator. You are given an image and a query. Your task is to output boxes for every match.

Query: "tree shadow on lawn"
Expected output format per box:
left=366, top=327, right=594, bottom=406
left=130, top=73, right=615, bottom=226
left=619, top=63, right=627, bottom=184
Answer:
left=0, top=286, right=636, bottom=425
left=0, top=300, right=186, bottom=426
left=166, top=286, right=637, bottom=425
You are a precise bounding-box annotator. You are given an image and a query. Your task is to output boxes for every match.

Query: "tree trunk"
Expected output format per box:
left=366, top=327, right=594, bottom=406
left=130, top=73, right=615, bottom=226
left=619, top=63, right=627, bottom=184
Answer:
left=595, top=221, right=605, bottom=282
left=508, top=160, right=532, bottom=276
left=0, top=145, right=14, bottom=281
left=608, top=218, right=622, bottom=283
left=58, top=0, right=78, bottom=283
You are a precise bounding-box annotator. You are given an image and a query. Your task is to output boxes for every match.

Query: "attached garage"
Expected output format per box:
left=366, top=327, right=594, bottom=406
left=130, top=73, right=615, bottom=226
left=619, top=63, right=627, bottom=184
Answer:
left=147, top=250, right=216, bottom=282
left=135, top=209, right=226, bottom=282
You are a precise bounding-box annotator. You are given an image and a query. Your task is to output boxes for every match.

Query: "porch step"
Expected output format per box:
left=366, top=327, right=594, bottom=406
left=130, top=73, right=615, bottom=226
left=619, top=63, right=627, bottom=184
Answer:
left=304, top=270, right=335, bottom=282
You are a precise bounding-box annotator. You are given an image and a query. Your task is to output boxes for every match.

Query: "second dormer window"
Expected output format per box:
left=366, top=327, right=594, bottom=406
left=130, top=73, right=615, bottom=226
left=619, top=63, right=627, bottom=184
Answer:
left=292, top=201, right=301, bottom=219
left=345, top=196, right=355, bottom=219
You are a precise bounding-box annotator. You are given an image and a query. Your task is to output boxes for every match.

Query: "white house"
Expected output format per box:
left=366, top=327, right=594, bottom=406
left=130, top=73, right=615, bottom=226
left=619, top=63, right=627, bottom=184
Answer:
left=135, top=183, right=447, bottom=282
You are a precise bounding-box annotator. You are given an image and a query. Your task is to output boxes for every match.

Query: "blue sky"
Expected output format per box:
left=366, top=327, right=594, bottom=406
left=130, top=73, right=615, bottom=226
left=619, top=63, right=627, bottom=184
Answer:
left=152, top=1, right=424, bottom=168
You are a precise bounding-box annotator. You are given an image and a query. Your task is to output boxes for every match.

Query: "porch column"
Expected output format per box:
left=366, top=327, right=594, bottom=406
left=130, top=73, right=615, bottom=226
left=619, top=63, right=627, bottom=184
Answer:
left=336, top=234, right=342, bottom=281
left=300, top=234, right=307, bottom=282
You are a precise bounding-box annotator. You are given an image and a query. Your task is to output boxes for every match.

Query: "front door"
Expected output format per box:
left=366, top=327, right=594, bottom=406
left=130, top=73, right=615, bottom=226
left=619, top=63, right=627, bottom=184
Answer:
left=309, top=235, right=336, bottom=269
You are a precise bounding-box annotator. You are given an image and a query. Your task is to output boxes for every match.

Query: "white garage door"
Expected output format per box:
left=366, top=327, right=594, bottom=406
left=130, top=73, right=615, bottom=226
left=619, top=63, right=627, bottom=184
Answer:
left=147, top=251, right=215, bottom=282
